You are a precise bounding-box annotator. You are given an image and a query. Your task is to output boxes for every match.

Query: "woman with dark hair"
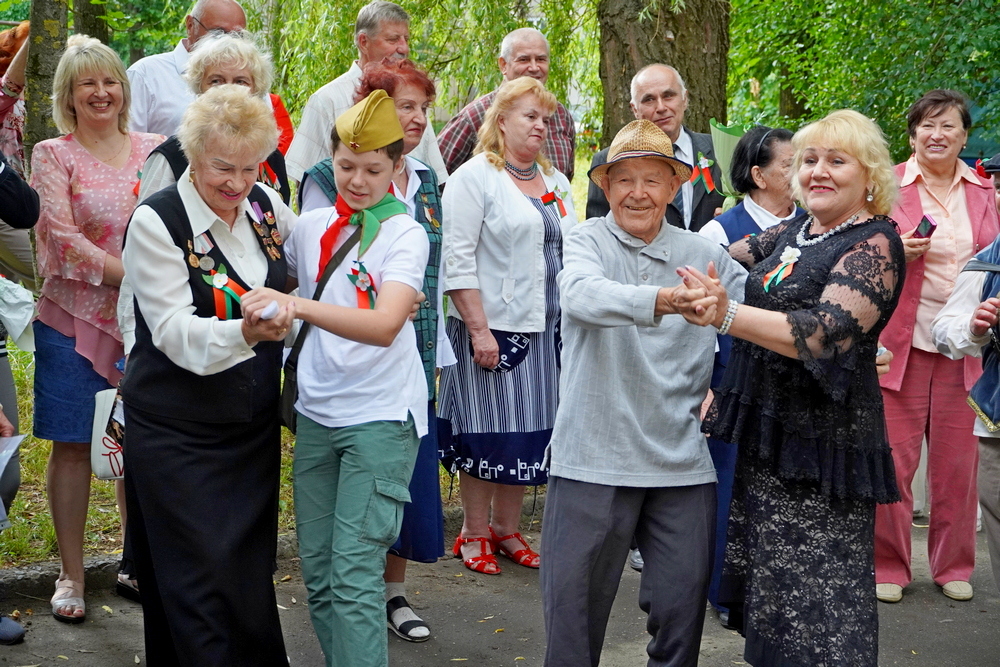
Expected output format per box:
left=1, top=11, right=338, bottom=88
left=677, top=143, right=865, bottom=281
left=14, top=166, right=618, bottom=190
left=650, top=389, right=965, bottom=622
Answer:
left=875, top=89, right=1000, bottom=604
left=698, top=124, right=803, bottom=622
left=298, top=57, right=453, bottom=642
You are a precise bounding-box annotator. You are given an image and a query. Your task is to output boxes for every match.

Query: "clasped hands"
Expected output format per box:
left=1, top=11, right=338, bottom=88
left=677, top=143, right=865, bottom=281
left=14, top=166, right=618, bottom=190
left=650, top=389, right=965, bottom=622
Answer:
left=660, top=262, right=728, bottom=328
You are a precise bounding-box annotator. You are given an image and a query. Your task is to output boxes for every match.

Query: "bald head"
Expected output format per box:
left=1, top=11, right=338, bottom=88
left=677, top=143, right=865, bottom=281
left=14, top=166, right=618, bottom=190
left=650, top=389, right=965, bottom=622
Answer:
left=498, top=28, right=550, bottom=84
left=185, top=0, right=246, bottom=50
left=628, top=64, right=689, bottom=142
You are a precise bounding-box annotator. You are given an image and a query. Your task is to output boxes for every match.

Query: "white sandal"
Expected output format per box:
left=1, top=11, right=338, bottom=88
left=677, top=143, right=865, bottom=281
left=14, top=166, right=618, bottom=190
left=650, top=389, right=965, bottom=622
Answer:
left=51, top=577, right=86, bottom=624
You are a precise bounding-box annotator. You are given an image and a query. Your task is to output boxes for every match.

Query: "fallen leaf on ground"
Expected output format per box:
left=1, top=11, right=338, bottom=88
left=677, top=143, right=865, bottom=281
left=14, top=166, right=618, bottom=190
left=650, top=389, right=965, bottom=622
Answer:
left=494, top=628, right=504, bottom=633
left=102, top=605, right=114, bottom=614
left=9, top=610, right=19, bottom=620
left=449, top=660, right=468, bottom=662
left=57, top=658, right=68, bottom=661
left=277, top=604, right=288, bottom=610
left=136, top=656, right=141, bottom=664
left=280, top=575, right=292, bottom=582
left=290, top=597, right=296, bottom=604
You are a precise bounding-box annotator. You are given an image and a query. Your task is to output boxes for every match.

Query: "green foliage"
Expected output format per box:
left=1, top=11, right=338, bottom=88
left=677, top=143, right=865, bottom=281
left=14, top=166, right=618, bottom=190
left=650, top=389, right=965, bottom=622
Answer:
left=0, top=0, right=30, bottom=21
left=727, top=0, right=1000, bottom=161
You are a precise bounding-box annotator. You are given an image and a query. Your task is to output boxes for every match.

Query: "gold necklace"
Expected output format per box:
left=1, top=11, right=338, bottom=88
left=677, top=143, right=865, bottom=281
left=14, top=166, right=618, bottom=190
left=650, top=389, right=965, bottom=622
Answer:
left=86, top=133, right=128, bottom=164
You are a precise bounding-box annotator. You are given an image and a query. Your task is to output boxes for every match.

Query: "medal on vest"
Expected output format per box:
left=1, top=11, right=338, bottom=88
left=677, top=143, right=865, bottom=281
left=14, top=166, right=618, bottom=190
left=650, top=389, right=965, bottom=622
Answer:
left=186, top=240, right=199, bottom=268
left=419, top=192, right=441, bottom=228
left=198, top=255, right=215, bottom=271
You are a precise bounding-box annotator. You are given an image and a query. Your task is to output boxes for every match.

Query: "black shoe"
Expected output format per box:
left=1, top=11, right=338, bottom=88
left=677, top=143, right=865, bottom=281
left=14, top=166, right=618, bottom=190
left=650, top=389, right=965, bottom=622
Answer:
left=387, top=596, right=430, bottom=642
left=115, top=574, right=141, bottom=604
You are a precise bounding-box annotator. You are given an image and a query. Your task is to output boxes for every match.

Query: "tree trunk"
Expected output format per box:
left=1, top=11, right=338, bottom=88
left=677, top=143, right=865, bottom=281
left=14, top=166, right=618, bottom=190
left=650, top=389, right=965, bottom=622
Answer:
left=25, top=0, right=69, bottom=170
left=74, top=0, right=109, bottom=44
left=596, top=0, right=729, bottom=148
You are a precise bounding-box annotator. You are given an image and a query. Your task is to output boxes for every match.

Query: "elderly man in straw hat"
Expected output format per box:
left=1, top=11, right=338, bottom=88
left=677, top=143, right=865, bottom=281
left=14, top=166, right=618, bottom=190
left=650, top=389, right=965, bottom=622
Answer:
left=540, top=119, right=747, bottom=667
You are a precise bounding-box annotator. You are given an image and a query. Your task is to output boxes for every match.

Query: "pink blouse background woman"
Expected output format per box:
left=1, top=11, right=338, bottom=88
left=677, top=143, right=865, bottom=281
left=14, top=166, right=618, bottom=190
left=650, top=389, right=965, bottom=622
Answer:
left=29, top=34, right=163, bottom=624
left=875, top=89, right=1000, bottom=604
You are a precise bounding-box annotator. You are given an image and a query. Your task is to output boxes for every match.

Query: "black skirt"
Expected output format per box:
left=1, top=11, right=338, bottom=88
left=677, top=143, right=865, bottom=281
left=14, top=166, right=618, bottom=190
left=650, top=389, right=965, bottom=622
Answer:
left=123, top=403, right=287, bottom=666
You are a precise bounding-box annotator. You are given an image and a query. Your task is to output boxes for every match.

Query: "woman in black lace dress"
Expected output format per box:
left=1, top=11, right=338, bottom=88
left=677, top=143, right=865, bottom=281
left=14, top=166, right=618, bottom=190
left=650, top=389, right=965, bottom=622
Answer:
left=677, top=109, right=905, bottom=666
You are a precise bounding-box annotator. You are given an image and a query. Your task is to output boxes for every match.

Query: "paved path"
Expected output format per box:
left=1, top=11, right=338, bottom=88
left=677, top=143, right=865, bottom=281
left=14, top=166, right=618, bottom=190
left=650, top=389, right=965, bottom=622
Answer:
left=0, top=529, right=996, bottom=665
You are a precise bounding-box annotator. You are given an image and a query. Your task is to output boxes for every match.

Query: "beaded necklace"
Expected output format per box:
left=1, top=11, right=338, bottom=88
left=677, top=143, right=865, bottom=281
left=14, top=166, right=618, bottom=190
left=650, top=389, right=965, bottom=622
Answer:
left=504, top=160, right=538, bottom=181
left=796, top=211, right=864, bottom=247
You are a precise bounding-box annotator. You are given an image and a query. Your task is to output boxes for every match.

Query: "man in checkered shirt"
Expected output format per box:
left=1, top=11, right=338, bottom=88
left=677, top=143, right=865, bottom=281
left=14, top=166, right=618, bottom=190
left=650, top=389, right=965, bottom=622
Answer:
left=437, top=27, right=576, bottom=180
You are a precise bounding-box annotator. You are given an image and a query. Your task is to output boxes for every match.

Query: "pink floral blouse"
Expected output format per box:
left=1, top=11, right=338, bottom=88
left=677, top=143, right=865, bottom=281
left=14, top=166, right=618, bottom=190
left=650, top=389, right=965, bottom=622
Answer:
left=30, top=132, right=164, bottom=383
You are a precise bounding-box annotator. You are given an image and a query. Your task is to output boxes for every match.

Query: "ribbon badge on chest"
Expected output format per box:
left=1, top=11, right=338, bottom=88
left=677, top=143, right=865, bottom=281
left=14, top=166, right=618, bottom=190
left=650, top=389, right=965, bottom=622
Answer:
left=762, top=246, right=801, bottom=293
left=419, top=192, right=441, bottom=229
left=689, top=152, right=716, bottom=193
left=202, top=264, right=247, bottom=319
left=348, top=260, right=377, bottom=309
left=540, top=189, right=567, bottom=216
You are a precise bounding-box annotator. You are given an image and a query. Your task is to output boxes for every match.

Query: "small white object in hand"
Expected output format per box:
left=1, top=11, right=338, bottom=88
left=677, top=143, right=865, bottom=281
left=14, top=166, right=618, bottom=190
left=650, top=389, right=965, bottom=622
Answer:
left=260, top=300, right=280, bottom=320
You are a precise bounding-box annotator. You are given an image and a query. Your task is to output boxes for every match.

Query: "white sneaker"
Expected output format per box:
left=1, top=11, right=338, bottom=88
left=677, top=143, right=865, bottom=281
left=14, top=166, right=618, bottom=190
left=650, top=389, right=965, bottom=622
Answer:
left=942, top=581, right=973, bottom=601
left=875, top=583, right=903, bottom=603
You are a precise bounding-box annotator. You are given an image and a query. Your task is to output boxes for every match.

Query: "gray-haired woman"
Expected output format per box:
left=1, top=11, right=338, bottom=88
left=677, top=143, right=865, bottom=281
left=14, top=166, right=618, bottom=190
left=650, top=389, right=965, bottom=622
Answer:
left=120, top=84, right=295, bottom=663
left=137, top=31, right=292, bottom=204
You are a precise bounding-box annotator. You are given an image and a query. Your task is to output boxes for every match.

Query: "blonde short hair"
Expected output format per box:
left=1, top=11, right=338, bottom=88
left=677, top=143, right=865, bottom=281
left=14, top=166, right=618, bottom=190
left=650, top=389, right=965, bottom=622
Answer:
left=177, top=84, right=277, bottom=164
left=792, top=109, right=898, bottom=216
left=184, top=31, right=273, bottom=98
left=52, top=34, right=131, bottom=134
left=475, top=76, right=557, bottom=175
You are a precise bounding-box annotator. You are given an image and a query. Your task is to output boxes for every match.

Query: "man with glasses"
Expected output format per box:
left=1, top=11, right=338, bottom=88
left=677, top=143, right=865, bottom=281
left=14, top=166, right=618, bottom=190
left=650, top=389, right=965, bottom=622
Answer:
left=127, top=0, right=246, bottom=136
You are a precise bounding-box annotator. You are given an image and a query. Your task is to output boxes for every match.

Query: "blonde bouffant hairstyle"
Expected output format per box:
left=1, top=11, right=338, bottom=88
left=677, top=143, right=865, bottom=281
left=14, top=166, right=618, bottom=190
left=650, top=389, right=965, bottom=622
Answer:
left=474, top=76, right=557, bottom=175
left=791, top=109, right=898, bottom=216
left=52, top=34, right=131, bottom=134
left=177, top=84, right=277, bottom=165
left=183, top=31, right=273, bottom=98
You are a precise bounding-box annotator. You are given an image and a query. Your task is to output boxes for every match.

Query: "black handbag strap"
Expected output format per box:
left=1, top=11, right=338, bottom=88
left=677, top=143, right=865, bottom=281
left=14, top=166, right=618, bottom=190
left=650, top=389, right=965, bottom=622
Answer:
left=286, top=225, right=363, bottom=366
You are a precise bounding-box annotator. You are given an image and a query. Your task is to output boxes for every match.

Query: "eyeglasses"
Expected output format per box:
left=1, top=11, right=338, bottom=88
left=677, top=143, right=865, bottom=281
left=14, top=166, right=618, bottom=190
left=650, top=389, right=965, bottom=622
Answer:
left=191, top=15, right=241, bottom=37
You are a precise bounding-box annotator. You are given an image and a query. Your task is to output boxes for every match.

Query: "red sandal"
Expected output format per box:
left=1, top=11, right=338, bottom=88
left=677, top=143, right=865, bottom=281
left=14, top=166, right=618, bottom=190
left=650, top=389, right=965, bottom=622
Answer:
left=453, top=535, right=501, bottom=575
left=489, top=527, right=540, bottom=569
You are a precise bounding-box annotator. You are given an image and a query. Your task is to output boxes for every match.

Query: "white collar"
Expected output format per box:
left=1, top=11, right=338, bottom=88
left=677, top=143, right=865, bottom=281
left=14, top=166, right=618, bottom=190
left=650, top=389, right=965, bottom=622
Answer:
left=390, top=155, right=430, bottom=205
left=672, top=127, right=693, bottom=162
left=743, top=192, right=796, bottom=231
left=173, top=40, right=191, bottom=75
left=178, top=165, right=259, bottom=236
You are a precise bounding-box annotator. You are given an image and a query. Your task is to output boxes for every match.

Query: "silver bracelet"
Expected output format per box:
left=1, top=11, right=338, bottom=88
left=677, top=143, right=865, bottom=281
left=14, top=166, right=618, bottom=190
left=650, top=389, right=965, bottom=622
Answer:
left=717, top=301, right=739, bottom=336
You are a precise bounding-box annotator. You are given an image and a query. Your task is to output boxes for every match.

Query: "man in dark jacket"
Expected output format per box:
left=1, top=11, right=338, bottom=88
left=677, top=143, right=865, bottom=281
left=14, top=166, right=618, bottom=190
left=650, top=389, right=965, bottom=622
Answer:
left=586, top=64, right=723, bottom=232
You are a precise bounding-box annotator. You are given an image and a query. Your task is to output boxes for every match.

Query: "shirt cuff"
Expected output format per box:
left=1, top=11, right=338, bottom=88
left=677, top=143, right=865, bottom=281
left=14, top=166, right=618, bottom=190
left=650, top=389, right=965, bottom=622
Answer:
left=632, top=285, right=661, bottom=327
left=445, top=275, right=480, bottom=291
left=223, top=319, right=255, bottom=356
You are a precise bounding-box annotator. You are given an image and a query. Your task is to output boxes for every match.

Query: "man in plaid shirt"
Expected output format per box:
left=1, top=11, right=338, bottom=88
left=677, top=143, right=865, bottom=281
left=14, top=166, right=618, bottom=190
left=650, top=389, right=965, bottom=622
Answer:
left=437, top=27, right=575, bottom=180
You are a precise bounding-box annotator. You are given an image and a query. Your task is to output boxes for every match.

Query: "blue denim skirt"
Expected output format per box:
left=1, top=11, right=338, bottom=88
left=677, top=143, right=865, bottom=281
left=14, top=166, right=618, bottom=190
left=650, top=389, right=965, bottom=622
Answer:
left=33, top=320, right=113, bottom=443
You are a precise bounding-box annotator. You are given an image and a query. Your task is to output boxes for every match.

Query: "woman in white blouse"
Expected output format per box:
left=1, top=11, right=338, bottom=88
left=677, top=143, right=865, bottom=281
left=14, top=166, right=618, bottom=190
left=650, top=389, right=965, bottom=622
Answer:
left=439, top=76, right=576, bottom=575
left=119, top=85, right=295, bottom=663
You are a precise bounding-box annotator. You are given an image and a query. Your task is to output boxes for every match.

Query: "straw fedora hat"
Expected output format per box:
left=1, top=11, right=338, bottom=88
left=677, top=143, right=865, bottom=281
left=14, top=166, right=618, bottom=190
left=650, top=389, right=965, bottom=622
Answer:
left=588, top=119, right=693, bottom=187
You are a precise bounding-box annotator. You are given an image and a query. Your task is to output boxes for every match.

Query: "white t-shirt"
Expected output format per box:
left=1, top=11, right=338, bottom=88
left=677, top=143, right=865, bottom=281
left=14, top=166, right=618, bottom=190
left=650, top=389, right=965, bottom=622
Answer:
left=287, top=208, right=430, bottom=435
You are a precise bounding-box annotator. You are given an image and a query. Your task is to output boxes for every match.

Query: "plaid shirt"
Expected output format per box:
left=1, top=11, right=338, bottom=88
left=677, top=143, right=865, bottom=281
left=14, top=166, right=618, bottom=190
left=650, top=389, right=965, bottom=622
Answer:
left=437, top=90, right=576, bottom=180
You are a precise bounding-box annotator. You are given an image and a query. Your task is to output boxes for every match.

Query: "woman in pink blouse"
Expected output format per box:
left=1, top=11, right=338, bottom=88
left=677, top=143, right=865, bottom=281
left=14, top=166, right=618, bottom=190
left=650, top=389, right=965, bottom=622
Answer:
left=876, top=89, right=1000, bottom=604
left=29, top=35, right=163, bottom=624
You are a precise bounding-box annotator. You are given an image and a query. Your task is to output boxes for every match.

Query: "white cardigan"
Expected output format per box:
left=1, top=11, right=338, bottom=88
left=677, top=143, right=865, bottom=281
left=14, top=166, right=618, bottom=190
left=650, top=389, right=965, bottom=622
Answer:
left=442, top=153, right=577, bottom=332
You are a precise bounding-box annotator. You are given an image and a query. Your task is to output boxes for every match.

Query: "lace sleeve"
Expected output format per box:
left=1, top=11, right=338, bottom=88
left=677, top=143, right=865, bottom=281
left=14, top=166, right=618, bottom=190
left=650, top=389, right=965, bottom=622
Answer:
left=728, top=219, right=796, bottom=270
left=786, top=231, right=904, bottom=401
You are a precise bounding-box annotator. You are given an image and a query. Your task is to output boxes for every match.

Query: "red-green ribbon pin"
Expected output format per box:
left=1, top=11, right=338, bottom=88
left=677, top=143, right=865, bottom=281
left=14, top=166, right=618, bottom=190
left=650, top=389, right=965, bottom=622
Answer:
left=348, top=260, right=377, bottom=309
left=202, top=264, right=247, bottom=319
left=541, top=190, right=567, bottom=216
left=689, top=152, right=716, bottom=194
left=762, top=246, right=801, bottom=293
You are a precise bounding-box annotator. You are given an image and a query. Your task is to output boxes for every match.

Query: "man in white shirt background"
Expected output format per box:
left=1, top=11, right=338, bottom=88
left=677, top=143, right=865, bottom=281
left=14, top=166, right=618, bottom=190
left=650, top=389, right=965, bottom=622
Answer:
left=126, top=0, right=247, bottom=136
left=284, top=0, right=448, bottom=185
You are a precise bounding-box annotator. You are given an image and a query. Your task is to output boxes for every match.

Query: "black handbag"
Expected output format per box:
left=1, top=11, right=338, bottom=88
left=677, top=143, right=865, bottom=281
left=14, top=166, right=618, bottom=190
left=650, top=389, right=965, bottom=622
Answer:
left=281, top=226, right=362, bottom=432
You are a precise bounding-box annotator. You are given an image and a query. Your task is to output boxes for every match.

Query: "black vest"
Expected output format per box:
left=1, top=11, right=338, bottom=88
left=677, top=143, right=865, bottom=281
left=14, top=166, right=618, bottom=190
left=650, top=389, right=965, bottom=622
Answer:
left=150, top=135, right=291, bottom=205
left=121, top=184, right=287, bottom=423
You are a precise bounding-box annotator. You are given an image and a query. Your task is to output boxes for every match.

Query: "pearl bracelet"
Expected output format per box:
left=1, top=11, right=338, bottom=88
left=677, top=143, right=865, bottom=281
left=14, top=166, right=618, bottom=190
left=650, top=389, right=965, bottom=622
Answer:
left=717, top=301, right=739, bottom=336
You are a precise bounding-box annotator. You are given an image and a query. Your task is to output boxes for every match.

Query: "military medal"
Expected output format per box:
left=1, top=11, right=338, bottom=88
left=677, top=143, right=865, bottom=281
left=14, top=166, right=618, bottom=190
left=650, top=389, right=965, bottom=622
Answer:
left=199, top=255, right=215, bottom=271
left=187, top=240, right=199, bottom=268
left=271, top=228, right=283, bottom=245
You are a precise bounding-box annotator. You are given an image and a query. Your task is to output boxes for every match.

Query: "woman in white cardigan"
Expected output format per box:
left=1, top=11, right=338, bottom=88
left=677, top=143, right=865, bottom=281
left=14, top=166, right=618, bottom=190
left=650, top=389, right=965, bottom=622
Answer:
left=439, top=76, right=576, bottom=575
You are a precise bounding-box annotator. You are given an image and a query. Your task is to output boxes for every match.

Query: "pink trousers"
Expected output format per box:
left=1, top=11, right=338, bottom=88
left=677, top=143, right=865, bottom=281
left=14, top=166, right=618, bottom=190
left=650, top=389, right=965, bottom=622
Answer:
left=876, top=348, right=978, bottom=586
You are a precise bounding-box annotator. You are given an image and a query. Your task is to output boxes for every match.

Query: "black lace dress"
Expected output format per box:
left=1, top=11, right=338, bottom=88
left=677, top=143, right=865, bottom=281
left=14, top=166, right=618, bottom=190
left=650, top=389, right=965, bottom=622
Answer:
left=704, top=213, right=905, bottom=667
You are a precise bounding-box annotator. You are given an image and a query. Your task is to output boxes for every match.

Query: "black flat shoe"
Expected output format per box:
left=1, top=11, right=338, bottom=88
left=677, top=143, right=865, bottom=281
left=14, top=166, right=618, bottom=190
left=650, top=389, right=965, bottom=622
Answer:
left=115, top=574, right=141, bottom=604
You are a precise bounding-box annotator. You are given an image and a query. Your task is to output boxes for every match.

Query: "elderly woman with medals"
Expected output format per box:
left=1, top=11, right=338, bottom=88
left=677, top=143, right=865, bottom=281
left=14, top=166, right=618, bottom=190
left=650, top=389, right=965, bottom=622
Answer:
left=119, top=85, right=296, bottom=664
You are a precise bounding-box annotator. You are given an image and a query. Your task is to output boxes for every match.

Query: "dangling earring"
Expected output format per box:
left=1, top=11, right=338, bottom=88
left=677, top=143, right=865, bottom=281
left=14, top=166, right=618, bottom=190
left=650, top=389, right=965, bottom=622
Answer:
left=866, top=190, right=874, bottom=202
left=189, top=168, right=195, bottom=182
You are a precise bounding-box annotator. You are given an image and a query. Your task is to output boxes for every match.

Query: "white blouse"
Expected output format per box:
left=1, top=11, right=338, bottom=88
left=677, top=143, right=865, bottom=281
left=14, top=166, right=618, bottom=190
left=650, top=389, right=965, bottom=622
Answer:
left=442, top=153, right=577, bottom=332
left=121, top=167, right=296, bottom=375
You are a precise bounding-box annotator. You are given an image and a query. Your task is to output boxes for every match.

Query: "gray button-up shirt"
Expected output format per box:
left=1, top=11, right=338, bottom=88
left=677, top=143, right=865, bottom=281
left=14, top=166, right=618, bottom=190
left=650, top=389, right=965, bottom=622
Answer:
left=547, top=214, right=748, bottom=487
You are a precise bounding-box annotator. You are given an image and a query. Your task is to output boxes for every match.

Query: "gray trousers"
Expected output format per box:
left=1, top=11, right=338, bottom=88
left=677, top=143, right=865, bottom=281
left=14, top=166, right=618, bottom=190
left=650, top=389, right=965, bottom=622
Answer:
left=979, top=438, right=1000, bottom=594
left=540, top=476, right=715, bottom=667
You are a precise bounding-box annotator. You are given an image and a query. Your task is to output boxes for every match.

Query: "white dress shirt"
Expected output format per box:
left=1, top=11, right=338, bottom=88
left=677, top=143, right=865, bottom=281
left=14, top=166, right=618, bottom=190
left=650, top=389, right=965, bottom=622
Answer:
left=127, top=41, right=196, bottom=136
left=442, top=153, right=577, bottom=332
left=672, top=128, right=694, bottom=229
left=287, top=207, right=429, bottom=435
left=121, top=167, right=295, bottom=374
left=284, top=62, right=448, bottom=184
left=931, top=265, right=993, bottom=437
